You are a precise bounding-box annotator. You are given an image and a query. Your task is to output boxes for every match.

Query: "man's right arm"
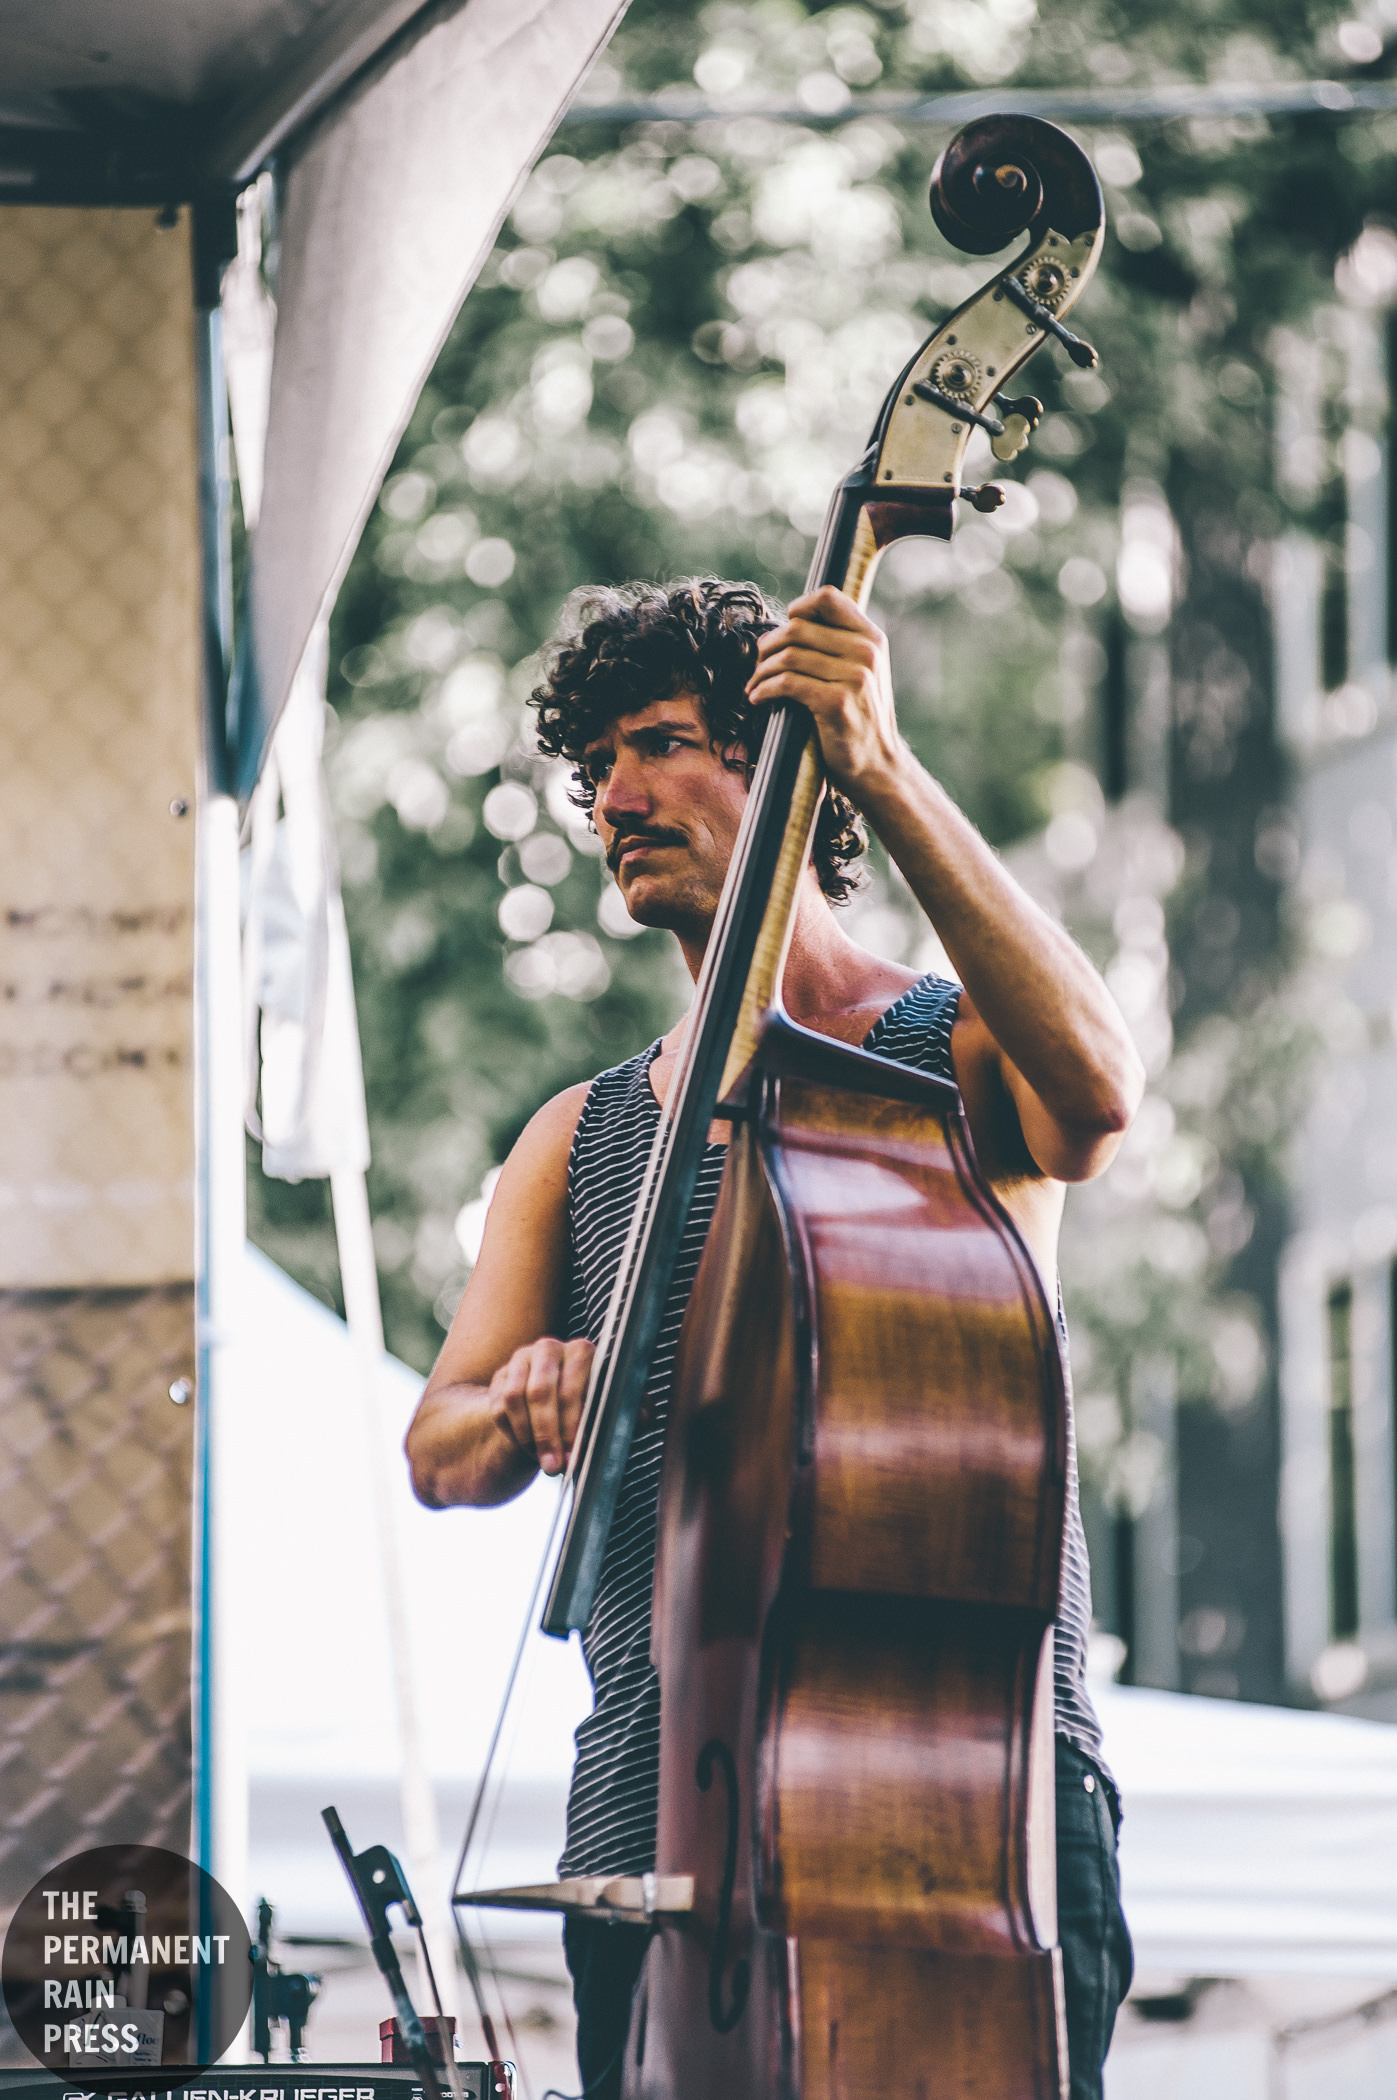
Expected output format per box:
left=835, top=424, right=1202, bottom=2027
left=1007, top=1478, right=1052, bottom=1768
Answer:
left=405, top=1082, right=593, bottom=1509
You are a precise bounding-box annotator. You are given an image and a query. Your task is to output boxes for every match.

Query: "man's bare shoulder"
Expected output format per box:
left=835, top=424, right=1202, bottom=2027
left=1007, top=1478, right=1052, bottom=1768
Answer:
left=420, top=1079, right=593, bottom=1410
left=515, top=1078, right=593, bottom=1169
left=468, top=1079, right=593, bottom=1258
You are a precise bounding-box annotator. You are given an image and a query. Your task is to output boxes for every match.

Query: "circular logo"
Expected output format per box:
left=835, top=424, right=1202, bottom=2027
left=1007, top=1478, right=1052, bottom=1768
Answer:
left=2, top=1845, right=253, bottom=2090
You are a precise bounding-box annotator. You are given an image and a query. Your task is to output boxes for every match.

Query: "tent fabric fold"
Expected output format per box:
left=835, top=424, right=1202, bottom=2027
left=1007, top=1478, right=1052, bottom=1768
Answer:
left=243, top=624, right=372, bottom=1183
left=237, top=0, right=630, bottom=794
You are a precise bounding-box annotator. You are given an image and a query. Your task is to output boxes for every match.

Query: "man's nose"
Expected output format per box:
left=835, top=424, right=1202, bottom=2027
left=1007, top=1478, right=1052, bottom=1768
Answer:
left=598, top=753, right=650, bottom=830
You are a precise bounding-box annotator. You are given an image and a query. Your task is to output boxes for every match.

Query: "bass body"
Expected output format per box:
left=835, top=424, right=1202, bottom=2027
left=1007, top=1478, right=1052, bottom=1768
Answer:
left=629, top=1015, right=1069, bottom=2099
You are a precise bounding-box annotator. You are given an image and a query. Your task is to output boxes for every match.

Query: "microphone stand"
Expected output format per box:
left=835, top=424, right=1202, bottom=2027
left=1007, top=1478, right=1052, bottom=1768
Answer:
left=322, top=1806, right=461, bottom=2100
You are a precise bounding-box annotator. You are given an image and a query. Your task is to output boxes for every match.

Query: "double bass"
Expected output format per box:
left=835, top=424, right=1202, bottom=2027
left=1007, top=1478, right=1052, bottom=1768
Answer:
left=462, top=114, right=1105, bottom=2100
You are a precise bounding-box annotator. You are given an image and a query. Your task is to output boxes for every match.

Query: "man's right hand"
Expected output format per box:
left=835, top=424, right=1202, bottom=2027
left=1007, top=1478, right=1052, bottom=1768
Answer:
left=488, top=1336, right=596, bottom=1477
left=406, top=1080, right=593, bottom=1509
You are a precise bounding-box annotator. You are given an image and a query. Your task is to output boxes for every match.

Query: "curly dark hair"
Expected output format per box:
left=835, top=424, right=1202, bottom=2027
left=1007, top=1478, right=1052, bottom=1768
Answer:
left=530, top=578, right=866, bottom=903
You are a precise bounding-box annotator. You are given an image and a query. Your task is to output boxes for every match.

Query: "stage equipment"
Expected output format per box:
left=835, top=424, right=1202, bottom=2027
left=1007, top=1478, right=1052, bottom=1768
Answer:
left=0, top=2067, right=507, bottom=2100
left=251, top=1899, right=321, bottom=2064
left=323, top=1809, right=511, bottom=2100
left=381, top=2016, right=457, bottom=2063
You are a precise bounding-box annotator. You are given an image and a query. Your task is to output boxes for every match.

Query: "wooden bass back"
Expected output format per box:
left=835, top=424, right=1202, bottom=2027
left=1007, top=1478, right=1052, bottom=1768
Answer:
left=627, top=1019, right=1069, bottom=2100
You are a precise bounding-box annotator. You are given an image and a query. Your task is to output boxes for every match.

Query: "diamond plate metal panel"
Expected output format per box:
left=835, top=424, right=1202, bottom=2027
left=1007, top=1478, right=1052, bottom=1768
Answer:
left=0, top=1285, right=196, bottom=2059
left=0, top=203, right=198, bottom=1288
left=0, top=205, right=200, bottom=2064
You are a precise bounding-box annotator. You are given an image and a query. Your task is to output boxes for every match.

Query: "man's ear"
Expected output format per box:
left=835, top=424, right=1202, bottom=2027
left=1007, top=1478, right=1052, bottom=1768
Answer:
left=718, top=737, right=753, bottom=780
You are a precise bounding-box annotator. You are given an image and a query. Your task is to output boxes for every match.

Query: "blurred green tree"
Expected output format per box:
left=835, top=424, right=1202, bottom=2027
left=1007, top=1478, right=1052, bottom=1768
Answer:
left=246, top=0, right=1391, bottom=1695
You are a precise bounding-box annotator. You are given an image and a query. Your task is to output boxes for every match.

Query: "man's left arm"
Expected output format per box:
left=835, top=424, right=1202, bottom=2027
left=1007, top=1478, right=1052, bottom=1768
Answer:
left=748, top=586, right=1146, bottom=1183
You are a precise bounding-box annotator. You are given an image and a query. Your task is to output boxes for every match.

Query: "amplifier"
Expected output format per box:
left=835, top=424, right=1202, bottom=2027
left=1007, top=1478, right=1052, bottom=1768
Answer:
left=0, top=2068, right=513, bottom=2100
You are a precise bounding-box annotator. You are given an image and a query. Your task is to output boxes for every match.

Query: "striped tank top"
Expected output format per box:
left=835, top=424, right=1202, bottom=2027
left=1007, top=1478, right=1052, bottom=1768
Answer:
left=558, top=973, right=1103, bottom=1880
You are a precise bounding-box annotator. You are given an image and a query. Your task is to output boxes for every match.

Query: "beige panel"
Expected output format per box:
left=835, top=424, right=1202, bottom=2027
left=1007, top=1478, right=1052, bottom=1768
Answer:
left=0, top=1285, right=196, bottom=1942
left=0, top=205, right=199, bottom=1287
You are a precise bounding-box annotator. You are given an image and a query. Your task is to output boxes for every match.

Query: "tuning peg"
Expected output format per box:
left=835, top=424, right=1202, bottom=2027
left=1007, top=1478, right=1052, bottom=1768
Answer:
left=997, top=275, right=1099, bottom=368
left=911, top=380, right=1006, bottom=439
left=959, top=484, right=1005, bottom=513
left=990, top=393, right=1042, bottom=463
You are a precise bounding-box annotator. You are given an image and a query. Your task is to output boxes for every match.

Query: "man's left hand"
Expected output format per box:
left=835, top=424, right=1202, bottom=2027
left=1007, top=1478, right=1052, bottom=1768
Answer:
left=746, top=586, right=903, bottom=801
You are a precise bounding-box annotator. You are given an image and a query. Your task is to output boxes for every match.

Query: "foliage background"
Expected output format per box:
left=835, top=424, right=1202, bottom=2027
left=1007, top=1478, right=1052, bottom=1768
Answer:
left=246, top=0, right=1397, bottom=1694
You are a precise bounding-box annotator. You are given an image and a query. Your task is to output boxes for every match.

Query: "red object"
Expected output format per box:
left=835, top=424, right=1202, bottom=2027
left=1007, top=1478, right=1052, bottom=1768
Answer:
left=379, top=2015, right=456, bottom=2065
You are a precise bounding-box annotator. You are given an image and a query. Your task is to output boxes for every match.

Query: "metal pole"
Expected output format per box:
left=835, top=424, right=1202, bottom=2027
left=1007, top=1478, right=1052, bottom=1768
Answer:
left=256, top=638, right=461, bottom=2027
left=192, top=202, right=250, bottom=2066
left=559, top=76, right=1397, bottom=130
left=331, top=1162, right=461, bottom=2027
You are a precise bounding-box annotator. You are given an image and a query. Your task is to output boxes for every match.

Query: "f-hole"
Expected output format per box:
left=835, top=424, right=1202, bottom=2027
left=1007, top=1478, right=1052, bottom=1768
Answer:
left=696, top=1737, right=750, bottom=2034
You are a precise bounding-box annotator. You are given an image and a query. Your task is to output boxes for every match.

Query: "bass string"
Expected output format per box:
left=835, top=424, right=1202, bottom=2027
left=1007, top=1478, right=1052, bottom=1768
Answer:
left=556, top=505, right=861, bottom=1547
left=461, top=519, right=847, bottom=1883
left=554, top=702, right=792, bottom=1507
left=452, top=687, right=798, bottom=1918
left=560, top=524, right=842, bottom=1498
left=454, top=518, right=869, bottom=1988
left=555, top=484, right=860, bottom=1552
left=490, top=156, right=1102, bottom=1650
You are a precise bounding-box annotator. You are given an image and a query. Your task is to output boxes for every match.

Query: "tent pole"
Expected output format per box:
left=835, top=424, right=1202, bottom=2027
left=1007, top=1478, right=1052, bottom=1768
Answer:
left=250, top=630, right=461, bottom=2028
left=192, top=212, right=252, bottom=2029
left=331, top=1163, right=461, bottom=2027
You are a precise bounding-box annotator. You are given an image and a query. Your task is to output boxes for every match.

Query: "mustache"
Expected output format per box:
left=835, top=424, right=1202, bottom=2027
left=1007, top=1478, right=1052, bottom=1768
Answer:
left=605, top=824, right=687, bottom=874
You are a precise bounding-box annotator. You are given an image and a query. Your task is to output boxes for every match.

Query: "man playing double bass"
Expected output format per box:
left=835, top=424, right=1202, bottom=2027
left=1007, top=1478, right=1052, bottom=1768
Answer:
left=406, top=576, right=1140, bottom=2100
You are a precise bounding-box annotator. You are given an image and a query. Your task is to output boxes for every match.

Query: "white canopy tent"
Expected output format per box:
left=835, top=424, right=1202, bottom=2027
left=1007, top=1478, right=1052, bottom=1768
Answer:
left=1097, top=1684, right=1397, bottom=1980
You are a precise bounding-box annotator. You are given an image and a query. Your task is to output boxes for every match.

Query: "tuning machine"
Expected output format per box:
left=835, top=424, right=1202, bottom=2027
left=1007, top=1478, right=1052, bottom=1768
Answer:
left=908, top=372, right=1044, bottom=467
left=911, top=379, right=1004, bottom=441
left=996, top=273, right=1098, bottom=369
left=990, top=393, right=1043, bottom=463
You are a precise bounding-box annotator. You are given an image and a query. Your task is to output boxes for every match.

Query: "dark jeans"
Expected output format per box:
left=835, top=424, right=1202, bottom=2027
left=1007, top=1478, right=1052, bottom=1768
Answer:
left=564, top=1738, right=1134, bottom=2100
left=1056, top=1735, right=1134, bottom=2100
left=562, top=1914, right=650, bottom=2100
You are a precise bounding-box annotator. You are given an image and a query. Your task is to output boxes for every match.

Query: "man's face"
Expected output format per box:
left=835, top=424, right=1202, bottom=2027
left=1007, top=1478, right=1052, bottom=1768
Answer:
left=583, top=692, right=749, bottom=939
